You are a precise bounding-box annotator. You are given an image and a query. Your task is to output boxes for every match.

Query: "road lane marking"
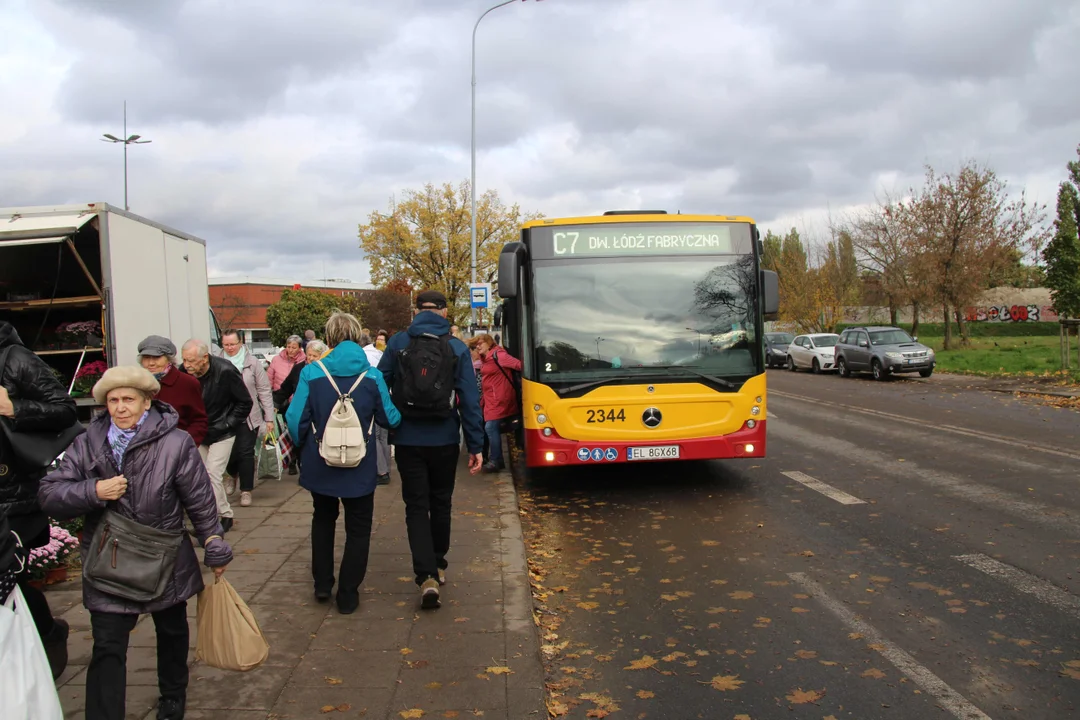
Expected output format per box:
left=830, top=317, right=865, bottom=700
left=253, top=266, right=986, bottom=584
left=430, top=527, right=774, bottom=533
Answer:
left=789, top=572, right=993, bottom=720
left=954, top=554, right=1080, bottom=620
left=774, top=421, right=1080, bottom=535
left=766, top=412, right=778, bottom=421
left=770, top=390, right=1080, bottom=462
left=781, top=470, right=866, bottom=505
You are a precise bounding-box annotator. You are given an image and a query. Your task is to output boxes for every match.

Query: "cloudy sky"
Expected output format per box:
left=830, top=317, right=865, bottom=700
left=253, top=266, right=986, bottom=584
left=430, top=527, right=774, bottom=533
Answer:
left=2, top=0, right=1077, bottom=285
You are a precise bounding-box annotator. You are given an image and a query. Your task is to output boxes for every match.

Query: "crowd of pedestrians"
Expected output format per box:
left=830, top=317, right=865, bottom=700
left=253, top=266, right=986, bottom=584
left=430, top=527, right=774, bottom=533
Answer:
left=0, top=292, right=519, bottom=718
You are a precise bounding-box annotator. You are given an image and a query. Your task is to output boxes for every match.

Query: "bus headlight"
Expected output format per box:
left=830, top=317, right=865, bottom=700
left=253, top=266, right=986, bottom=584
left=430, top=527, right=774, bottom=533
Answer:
left=746, top=419, right=756, bottom=429
left=543, top=428, right=553, bottom=437
left=537, top=414, right=548, bottom=424
left=744, top=444, right=755, bottom=453
left=544, top=451, right=555, bottom=462
left=756, top=396, right=763, bottom=403
left=534, top=404, right=541, bottom=412
left=751, top=406, right=760, bottom=415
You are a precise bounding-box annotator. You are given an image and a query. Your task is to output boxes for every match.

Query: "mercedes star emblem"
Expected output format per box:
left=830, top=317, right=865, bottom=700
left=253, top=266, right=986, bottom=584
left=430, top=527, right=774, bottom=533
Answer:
left=642, top=407, right=662, bottom=428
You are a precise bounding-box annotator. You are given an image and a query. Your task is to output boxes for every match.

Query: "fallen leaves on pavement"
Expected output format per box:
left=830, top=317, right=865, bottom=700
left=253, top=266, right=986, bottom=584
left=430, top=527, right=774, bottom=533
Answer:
left=706, top=675, right=745, bottom=691
left=786, top=688, right=824, bottom=704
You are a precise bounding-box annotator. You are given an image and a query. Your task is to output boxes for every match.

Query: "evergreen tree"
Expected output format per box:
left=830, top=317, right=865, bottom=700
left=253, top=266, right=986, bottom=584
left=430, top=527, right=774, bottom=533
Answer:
left=1044, top=181, right=1080, bottom=319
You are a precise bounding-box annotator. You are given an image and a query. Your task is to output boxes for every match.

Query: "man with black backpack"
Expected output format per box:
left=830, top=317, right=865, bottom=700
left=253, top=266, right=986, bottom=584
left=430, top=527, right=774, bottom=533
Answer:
left=379, top=290, right=484, bottom=610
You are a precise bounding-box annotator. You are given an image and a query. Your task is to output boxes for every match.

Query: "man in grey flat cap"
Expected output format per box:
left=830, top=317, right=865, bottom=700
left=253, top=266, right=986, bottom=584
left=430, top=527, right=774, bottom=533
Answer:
left=138, top=335, right=208, bottom=446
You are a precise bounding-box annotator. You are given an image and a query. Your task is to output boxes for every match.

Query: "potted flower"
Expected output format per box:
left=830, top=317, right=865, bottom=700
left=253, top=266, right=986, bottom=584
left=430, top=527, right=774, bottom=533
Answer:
left=72, top=360, right=108, bottom=397
left=26, top=521, right=80, bottom=587
left=59, top=320, right=102, bottom=348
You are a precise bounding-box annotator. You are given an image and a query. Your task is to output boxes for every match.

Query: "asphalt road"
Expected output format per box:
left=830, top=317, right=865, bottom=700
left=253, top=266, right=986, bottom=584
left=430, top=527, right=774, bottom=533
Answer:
left=516, top=370, right=1080, bottom=720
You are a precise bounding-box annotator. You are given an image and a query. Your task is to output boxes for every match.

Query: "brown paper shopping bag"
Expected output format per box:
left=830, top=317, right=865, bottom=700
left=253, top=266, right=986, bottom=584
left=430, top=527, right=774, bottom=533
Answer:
left=195, top=576, right=270, bottom=671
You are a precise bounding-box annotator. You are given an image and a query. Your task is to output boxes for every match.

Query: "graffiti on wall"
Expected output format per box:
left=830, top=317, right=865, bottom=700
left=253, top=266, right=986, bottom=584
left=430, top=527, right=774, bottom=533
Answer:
left=964, top=305, right=1059, bottom=323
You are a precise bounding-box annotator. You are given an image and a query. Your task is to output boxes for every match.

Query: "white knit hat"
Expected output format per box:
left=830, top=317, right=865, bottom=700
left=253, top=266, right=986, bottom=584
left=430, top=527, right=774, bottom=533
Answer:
left=92, top=365, right=161, bottom=405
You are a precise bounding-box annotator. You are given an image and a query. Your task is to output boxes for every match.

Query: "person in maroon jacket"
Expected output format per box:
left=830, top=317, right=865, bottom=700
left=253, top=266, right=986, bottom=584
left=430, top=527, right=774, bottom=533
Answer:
left=138, top=335, right=208, bottom=446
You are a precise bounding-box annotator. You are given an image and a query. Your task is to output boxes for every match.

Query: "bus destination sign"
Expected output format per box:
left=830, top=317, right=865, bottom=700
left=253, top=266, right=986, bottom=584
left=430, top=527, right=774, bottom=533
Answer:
left=532, top=223, right=741, bottom=259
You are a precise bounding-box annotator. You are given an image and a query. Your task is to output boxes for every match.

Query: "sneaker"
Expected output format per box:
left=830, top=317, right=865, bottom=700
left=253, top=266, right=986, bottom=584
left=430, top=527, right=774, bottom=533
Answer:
left=437, top=569, right=446, bottom=586
left=240, top=491, right=252, bottom=507
left=157, top=695, right=185, bottom=720
left=420, top=578, right=441, bottom=609
left=223, top=475, right=237, bottom=496
left=220, top=517, right=233, bottom=534
left=43, top=617, right=69, bottom=680
left=376, top=473, right=391, bottom=486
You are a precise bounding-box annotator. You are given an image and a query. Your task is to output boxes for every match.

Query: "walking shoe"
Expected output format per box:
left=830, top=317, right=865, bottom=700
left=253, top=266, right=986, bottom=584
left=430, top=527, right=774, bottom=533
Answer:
left=481, top=462, right=500, bottom=473
left=437, top=569, right=446, bottom=586
left=376, top=473, right=391, bottom=486
left=223, top=475, right=237, bottom=495
left=288, top=462, right=298, bottom=476
left=43, top=617, right=69, bottom=680
left=157, top=695, right=185, bottom=720
left=240, top=491, right=252, bottom=507
left=336, top=590, right=360, bottom=615
left=220, top=517, right=233, bottom=534
left=420, top=578, right=441, bottom=609
left=314, top=587, right=332, bottom=603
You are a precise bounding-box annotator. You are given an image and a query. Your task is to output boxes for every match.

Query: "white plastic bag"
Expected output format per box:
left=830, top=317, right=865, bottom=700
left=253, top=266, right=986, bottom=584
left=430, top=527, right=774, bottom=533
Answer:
left=0, top=586, right=64, bottom=720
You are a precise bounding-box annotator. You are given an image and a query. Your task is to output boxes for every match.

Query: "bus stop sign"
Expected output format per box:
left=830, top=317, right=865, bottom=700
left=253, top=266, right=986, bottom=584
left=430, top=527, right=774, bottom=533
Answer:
left=470, top=283, right=491, bottom=309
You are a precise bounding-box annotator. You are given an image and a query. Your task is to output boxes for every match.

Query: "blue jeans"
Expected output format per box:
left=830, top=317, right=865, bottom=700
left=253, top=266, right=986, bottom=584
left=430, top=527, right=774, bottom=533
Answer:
left=485, top=420, right=504, bottom=467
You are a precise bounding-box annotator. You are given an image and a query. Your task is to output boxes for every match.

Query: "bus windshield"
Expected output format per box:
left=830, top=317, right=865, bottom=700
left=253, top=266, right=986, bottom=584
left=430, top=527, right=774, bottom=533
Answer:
left=532, top=255, right=760, bottom=385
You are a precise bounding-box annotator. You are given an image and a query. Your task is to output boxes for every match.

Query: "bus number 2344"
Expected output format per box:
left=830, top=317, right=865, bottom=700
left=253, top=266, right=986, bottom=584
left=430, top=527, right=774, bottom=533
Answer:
left=586, top=408, right=626, bottom=423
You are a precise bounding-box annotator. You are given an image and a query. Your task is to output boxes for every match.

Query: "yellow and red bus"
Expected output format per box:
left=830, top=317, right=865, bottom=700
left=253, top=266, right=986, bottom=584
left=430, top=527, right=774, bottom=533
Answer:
left=495, top=210, right=779, bottom=468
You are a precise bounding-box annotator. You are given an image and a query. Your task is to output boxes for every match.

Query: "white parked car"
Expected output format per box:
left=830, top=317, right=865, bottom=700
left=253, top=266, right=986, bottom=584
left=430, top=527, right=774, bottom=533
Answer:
left=786, top=333, right=840, bottom=373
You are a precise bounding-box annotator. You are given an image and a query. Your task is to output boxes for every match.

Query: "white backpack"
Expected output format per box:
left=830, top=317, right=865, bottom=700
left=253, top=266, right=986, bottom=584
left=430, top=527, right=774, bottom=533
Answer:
left=313, top=360, right=375, bottom=468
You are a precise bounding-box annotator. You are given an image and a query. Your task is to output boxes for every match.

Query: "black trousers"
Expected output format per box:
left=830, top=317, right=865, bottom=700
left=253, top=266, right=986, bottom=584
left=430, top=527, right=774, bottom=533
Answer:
left=226, top=423, right=259, bottom=492
left=86, top=602, right=189, bottom=720
left=395, top=445, right=459, bottom=585
left=310, top=491, right=374, bottom=599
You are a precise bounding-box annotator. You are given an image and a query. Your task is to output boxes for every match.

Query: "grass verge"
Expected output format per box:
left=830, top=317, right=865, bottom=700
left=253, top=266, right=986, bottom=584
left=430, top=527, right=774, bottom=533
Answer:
left=924, top=335, right=1080, bottom=381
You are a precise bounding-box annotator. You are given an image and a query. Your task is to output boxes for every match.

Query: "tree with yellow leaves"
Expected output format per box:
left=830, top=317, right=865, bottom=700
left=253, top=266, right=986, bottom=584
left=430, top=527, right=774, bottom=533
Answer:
left=358, top=181, right=541, bottom=324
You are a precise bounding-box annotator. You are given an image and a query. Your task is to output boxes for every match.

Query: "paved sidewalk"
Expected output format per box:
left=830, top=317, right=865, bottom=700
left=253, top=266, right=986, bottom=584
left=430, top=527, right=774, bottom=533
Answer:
left=49, top=457, right=545, bottom=719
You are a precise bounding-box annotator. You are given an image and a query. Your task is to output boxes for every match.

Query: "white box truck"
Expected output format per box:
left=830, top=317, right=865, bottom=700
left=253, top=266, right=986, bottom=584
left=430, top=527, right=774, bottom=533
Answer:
left=0, top=203, right=221, bottom=415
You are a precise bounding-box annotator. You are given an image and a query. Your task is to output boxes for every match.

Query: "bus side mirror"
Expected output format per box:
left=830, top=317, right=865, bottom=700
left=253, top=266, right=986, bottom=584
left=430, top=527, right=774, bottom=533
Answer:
left=762, top=269, right=779, bottom=317
left=498, top=242, right=527, bottom=299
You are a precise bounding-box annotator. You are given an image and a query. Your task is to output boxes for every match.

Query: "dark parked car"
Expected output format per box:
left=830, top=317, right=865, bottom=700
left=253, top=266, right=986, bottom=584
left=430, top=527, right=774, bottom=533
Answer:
left=764, top=332, right=794, bottom=369
left=834, top=326, right=936, bottom=380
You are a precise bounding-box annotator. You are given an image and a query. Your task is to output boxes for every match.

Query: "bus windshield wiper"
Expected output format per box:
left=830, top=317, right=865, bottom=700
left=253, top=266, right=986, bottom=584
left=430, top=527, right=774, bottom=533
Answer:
left=647, top=366, right=738, bottom=389
left=555, top=379, right=615, bottom=396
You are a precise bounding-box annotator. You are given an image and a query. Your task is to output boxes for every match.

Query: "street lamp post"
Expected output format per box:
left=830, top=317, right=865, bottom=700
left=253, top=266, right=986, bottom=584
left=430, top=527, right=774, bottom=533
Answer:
left=471, top=0, right=518, bottom=330
left=101, top=100, right=151, bottom=211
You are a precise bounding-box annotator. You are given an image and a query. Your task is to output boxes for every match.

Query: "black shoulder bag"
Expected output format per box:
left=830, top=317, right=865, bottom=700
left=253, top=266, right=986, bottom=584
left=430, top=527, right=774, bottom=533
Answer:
left=0, top=346, right=85, bottom=470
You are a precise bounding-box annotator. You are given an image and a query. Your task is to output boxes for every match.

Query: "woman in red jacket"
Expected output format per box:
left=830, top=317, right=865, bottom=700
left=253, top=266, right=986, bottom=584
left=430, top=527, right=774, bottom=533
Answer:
left=474, top=334, right=521, bottom=472
left=138, top=335, right=208, bottom=446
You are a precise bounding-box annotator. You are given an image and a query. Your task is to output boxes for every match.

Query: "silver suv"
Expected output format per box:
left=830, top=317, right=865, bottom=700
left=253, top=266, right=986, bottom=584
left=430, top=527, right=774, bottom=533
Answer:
left=834, top=326, right=936, bottom=380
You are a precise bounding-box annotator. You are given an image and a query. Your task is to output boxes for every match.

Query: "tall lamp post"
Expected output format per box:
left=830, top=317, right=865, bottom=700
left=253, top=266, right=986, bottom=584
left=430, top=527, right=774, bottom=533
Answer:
left=471, top=0, right=523, bottom=329
left=101, top=101, right=151, bottom=211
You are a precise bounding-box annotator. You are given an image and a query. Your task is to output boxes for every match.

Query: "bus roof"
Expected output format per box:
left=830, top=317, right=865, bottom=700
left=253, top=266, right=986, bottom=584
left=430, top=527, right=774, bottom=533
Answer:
left=522, top=213, right=756, bottom=229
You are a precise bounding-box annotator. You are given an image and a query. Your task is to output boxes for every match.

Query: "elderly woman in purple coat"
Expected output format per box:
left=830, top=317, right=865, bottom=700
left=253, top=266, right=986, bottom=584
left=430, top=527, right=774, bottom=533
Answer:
left=39, top=366, right=232, bottom=720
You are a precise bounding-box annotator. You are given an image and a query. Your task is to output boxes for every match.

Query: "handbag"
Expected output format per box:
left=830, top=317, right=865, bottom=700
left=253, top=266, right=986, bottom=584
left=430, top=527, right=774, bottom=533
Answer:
left=257, top=427, right=282, bottom=480
left=0, top=347, right=85, bottom=470
left=82, top=508, right=184, bottom=603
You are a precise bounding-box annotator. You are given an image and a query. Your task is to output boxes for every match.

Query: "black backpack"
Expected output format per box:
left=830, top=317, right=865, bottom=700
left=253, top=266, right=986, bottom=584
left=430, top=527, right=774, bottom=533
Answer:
left=393, top=332, right=458, bottom=420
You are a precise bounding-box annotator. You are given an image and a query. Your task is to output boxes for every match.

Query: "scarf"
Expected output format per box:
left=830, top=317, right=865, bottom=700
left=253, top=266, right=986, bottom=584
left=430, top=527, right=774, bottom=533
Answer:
left=152, top=364, right=171, bottom=382
left=107, top=411, right=148, bottom=470
left=225, top=345, right=247, bottom=372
